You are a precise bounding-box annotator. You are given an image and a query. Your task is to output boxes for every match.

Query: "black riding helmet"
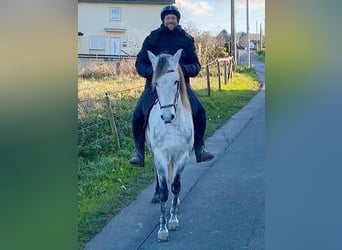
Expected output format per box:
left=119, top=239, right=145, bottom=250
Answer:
left=160, top=5, right=181, bottom=22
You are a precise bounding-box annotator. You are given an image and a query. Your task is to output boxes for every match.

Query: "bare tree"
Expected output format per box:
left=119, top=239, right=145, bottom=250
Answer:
left=183, top=23, right=230, bottom=65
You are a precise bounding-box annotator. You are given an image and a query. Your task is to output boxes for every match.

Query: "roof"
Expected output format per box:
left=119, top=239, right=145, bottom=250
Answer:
left=78, top=0, right=175, bottom=4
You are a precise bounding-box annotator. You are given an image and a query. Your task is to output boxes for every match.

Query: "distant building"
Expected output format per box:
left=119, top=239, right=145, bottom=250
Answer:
left=245, top=41, right=256, bottom=50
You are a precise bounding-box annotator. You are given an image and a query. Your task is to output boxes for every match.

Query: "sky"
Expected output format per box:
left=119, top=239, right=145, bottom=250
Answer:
left=175, top=0, right=265, bottom=35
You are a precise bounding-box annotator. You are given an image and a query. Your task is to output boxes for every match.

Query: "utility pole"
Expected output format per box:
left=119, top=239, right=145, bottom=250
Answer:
left=256, top=21, right=258, bottom=51
left=246, top=0, right=251, bottom=68
left=260, top=23, right=263, bottom=50
left=230, top=0, right=237, bottom=65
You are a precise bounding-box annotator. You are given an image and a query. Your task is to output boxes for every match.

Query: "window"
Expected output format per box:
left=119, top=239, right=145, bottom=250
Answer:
left=89, top=36, right=105, bottom=50
left=110, top=7, right=121, bottom=21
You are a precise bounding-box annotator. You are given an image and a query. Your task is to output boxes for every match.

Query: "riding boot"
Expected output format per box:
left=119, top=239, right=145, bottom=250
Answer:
left=129, top=121, right=145, bottom=167
left=129, top=146, right=145, bottom=167
left=195, top=145, right=214, bottom=163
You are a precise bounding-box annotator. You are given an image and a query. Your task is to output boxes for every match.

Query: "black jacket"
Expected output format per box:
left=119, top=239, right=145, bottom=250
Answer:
left=135, top=25, right=201, bottom=87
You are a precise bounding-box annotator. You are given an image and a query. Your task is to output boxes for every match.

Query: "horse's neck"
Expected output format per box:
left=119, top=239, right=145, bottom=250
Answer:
left=176, top=94, right=185, bottom=111
left=178, top=90, right=191, bottom=113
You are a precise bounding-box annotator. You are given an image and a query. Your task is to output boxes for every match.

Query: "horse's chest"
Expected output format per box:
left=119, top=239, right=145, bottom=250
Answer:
left=153, top=125, right=192, bottom=146
left=146, top=105, right=194, bottom=152
left=146, top=119, right=192, bottom=151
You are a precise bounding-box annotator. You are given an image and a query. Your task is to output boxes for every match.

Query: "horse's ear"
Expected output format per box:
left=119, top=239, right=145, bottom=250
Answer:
left=147, top=50, right=157, bottom=70
left=172, top=49, right=183, bottom=63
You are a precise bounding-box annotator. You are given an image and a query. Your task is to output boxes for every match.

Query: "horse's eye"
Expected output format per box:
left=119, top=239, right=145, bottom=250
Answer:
left=175, top=80, right=179, bottom=85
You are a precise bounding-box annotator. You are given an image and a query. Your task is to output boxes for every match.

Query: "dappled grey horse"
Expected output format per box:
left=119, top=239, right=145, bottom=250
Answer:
left=145, top=49, right=194, bottom=241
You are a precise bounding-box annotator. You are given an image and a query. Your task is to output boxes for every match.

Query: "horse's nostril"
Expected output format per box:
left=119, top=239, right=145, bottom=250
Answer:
left=160, top=115, right=164, bottom=120
left=171, top=114, right=175, bottom=120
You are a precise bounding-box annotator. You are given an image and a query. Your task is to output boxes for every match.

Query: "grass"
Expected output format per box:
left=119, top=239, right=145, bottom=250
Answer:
left=78, top=65, right=261, bottom=249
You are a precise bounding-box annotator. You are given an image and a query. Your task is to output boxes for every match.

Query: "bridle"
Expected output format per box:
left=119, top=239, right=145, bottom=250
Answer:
left=155, top=69, right=180, bottom=112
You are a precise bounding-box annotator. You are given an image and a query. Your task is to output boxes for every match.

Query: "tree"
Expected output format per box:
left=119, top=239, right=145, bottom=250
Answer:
left=185, top=24, right=231, bottom=65
left=216, top=29, right=230, bottom=57
left=237, top=32, right=248, bottom=49
left=192, top=31, right=218, bottom=65
left=216, top=29, right=230, bottom=44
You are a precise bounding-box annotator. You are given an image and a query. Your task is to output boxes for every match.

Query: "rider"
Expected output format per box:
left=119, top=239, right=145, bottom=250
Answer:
left=129, top=5, right=214, bottom=167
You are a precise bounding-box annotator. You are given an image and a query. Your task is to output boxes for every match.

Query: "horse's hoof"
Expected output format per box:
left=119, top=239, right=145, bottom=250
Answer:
left=158, top=230, right=169, bottom=242
left=168, top=219, right=179, bottom=231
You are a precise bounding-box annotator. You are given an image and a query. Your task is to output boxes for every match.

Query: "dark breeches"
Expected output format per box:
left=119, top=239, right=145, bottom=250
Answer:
left=131, top=85, right=207, bottom=149
left=132, top=85, right=157, bottom=149
left=186, top=87, right=206, bottom=148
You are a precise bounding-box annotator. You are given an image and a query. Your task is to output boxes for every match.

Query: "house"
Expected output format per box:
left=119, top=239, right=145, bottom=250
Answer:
left=78, top=0, right=175, bottom=58
left=245, top=41, right=256, bottom=50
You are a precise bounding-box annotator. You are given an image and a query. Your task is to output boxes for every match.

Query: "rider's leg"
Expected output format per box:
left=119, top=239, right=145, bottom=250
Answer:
left=129, top=86, right=156, bottom=167
left=187, top=88, right=214, bottom=163
left=130, top=98, right=145, bottom=167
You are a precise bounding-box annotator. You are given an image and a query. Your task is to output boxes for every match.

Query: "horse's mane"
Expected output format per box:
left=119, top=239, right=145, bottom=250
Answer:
left=151, top=54, right=191, bottom=111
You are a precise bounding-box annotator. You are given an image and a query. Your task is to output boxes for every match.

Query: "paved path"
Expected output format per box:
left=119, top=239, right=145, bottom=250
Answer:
left=85, top=52, right=265, bottom=250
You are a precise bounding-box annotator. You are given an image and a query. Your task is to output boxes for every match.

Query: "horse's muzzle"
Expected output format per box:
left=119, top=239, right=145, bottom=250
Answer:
left=161, top=114, right=175, bottom=123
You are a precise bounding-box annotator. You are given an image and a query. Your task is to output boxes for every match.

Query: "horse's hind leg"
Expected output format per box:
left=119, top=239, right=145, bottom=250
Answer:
left=168, top=173, right=181, bottom=231
left=158, top=176, right=169, bottom=241
left=151, top=172, right=160, bottom=203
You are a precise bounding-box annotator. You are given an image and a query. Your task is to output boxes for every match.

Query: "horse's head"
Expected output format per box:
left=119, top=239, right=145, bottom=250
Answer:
left=147, top=49, right=183, bottom=124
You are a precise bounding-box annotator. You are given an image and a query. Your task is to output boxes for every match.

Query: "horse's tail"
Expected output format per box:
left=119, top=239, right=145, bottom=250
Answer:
left=168, top=161, right=173, bottom=186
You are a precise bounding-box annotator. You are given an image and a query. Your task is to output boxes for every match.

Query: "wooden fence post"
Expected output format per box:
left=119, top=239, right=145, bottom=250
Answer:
left=217, top=60, right=221, bottom=91
left=116, top=61, right=120, bottom=75
left=227, top=60, right=231, bottom=83
left=206, top=64, right=211, bottom=97
left=224, top=61, right=227, bottom=84
left=229, top=58, right=233, bottom=82
left=105, top=93, right=121, bottom=149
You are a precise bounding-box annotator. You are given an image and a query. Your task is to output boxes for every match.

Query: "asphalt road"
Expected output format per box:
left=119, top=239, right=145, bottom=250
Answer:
left=85, top=52, right=265, bottom=250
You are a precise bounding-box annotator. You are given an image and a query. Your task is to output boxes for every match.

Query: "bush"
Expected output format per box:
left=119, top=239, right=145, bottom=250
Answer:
left=78, top=59, right=138, bottom=80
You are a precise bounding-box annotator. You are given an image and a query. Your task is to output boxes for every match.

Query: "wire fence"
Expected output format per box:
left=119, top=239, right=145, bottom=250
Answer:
left=78, top=85, right=140, bottom=161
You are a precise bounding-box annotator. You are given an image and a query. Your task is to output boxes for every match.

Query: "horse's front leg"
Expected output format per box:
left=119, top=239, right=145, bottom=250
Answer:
left=157, top=174, right=169, bottom=241
left=169, top=173, right=181, bottom=231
